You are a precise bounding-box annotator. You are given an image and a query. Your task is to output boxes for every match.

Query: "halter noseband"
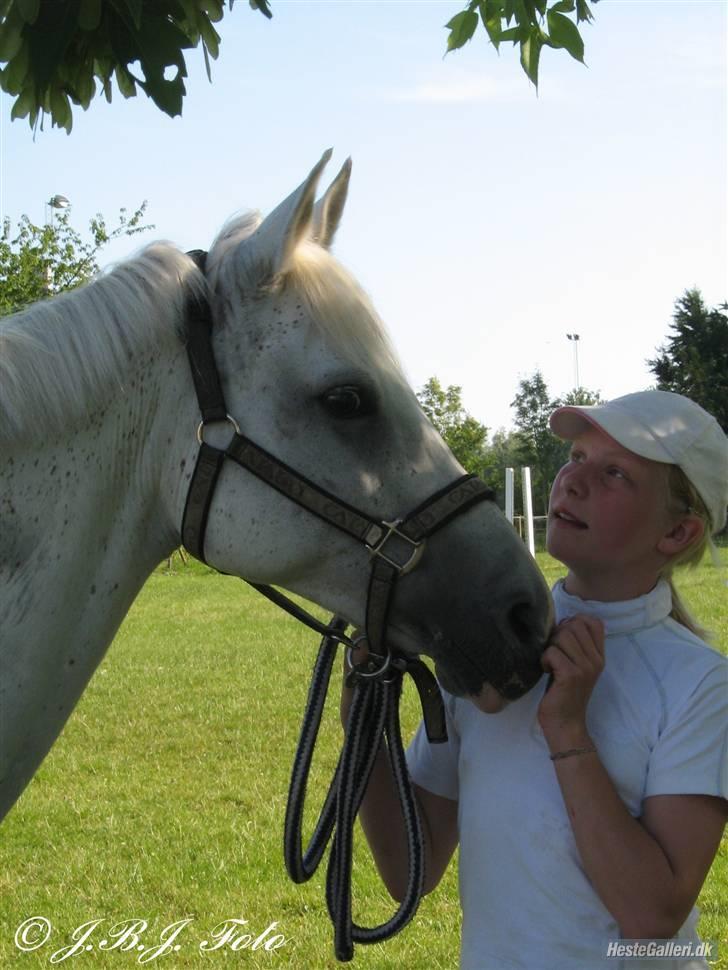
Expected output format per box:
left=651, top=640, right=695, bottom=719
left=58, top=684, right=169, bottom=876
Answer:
left=179, top=250, right=497, bottom=960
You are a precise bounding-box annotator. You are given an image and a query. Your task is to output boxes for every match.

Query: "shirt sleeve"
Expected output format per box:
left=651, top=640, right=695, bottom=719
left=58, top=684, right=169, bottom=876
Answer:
left=405, top=690, right=461, bottom=801
left=644, top=658, right=728, bottom=799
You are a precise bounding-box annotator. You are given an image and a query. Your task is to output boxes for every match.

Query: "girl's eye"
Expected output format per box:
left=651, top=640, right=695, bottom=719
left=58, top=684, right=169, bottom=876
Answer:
left=607, top=467, right=627, bottom=480
left=320, top=385, right=376, bottom=419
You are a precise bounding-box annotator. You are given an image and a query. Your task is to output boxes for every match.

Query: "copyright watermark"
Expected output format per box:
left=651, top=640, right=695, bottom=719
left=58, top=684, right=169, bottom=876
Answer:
left=605, top=939, right=718, bottom=960
left=14, top=916, right=290, bottom=963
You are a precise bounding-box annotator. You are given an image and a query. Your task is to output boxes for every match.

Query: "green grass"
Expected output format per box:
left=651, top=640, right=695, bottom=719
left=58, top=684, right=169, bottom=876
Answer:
left=0, top=550, right=725, bottom=968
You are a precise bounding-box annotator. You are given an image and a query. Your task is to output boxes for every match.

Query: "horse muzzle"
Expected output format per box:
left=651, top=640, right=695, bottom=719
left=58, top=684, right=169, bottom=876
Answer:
left=385, top=513, right=554, bottom=707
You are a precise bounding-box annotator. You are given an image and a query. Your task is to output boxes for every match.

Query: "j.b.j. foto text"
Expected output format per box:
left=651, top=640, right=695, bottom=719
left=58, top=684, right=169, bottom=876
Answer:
left=14, top=915, right=290, bottom=963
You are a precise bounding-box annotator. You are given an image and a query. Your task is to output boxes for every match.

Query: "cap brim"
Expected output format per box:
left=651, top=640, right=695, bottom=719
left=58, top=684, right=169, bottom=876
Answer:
left=550, top=407, right=601, bottom=441
left=550, top=404, right=675, bottom=464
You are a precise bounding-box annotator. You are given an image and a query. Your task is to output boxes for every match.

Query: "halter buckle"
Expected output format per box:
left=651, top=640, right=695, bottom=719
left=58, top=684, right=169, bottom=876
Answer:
left=365, top=519, right=424, bottom=575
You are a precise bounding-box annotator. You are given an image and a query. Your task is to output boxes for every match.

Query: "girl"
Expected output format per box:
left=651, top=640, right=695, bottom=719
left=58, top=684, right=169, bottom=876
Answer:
left=342, top=389, right=728, bottom=969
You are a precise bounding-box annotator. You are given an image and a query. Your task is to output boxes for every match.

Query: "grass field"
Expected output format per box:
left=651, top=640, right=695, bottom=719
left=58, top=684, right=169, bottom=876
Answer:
left=1, top=549, right=725, bottom=969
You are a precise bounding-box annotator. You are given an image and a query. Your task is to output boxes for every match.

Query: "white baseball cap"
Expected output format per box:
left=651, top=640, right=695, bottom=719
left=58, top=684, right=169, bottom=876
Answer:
left=550, top=390, right=728, bottom=534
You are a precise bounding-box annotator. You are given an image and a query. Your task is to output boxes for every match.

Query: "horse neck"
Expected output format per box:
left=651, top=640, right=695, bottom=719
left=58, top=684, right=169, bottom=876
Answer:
left=0, top=340, right=195, bottom=640
left=0, top=334, right=203, bottom=823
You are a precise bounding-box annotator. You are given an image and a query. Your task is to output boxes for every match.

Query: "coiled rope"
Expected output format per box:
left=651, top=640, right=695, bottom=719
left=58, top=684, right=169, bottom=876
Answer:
left=283, top=617, right=446, bottom=962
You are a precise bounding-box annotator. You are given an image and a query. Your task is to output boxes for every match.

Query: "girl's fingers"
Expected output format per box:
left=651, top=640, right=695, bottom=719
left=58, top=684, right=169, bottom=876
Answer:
left=541, top=643, right=576, bottom=676
left=568, top=615, right=605, bottom=655
left=542, top=631, right=604, bottom=682
left=553, top=617, right=605, bottom=664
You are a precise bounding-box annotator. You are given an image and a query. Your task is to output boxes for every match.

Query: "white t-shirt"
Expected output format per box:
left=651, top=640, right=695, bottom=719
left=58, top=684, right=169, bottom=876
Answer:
left=406, top=579, right=728, bottom=970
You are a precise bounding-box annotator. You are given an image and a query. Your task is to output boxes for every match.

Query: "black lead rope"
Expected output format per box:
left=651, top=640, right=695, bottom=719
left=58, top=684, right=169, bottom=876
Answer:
left=284, top=618, right=446, bottom=962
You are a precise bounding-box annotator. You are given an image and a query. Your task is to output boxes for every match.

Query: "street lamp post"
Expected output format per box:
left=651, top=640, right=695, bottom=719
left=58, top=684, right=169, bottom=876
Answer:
left=566, top=333, right=580, bottom=390
left=43, top=194, right=70, bottom=290
left=45, top=193, right=70, bottom=228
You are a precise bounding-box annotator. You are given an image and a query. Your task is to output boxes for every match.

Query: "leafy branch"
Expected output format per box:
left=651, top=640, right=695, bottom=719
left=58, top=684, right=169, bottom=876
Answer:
left=0, top=0, right=272, bottom=133
left=445, top=0, right=598, bottom=88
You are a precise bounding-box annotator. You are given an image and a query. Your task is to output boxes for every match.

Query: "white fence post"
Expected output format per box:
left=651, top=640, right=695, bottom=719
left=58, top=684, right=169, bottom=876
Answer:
left=505, top=467, right=515, bottom=524
left=522, top=466, right=536, bottom=557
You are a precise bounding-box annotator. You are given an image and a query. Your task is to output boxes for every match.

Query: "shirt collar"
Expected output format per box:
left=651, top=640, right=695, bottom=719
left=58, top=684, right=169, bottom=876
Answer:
left=551, top=578, right=673, bottom=635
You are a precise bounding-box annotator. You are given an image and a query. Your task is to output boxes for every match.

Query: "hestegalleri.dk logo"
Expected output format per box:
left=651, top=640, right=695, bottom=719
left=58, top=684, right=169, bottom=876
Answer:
left=605, top=939, right=718, bottom=960
left=14, top=916, right=290, bottom=963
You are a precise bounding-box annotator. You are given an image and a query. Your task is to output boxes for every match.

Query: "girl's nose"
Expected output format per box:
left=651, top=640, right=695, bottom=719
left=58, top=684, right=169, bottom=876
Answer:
left=561, top=462, right=588, bottom=496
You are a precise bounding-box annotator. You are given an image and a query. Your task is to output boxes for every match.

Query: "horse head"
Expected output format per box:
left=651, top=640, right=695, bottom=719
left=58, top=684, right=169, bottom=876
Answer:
left=163, top=151, right=553, bottom=710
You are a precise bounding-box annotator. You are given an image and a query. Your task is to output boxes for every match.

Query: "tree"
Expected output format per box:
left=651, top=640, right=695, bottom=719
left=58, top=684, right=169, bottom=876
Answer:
left=480, top=426, right=523, bottom=507
left=510, top=370, right=568, bottom=515
left=647, top=289, right=728, bottom=432
left=0, top=0, right=596, bottom=133
left=557, top=386, right=602, bottom=407
left=417, top=377, right=489, bottom=476
left=0, top=204, right=152, bottom=316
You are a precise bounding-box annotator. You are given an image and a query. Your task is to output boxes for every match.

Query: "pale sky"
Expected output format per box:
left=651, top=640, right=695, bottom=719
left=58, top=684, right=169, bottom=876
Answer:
left=2, top=0, right=726, bottom=432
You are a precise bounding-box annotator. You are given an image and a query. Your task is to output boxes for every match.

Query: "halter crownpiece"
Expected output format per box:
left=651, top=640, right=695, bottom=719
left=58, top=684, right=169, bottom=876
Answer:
left=180, top=249, right=496, bottom=960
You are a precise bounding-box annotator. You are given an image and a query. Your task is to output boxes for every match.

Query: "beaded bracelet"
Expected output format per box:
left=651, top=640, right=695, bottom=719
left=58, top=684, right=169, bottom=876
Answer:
left=549, top=745, right=596, bottom=761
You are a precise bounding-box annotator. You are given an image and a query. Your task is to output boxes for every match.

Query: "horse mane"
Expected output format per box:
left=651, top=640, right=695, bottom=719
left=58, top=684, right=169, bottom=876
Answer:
left=0, top=211, right=404, bottom=444
left=0, top=243, right=204, bottom=443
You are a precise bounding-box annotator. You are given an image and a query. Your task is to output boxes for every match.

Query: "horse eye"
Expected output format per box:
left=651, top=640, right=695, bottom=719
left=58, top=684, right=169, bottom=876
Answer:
left=321, top=385, right=373, bottom=419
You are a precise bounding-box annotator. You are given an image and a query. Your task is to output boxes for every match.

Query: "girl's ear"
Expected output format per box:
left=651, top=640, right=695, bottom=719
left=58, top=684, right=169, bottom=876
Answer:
left=656, top=514, right=705, bottom=557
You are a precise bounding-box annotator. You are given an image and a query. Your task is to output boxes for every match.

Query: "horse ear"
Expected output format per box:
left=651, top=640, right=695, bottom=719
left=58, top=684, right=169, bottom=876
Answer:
left=312, top=157, right=352, bottom=249
left=243, top=148, right=333, bottom=278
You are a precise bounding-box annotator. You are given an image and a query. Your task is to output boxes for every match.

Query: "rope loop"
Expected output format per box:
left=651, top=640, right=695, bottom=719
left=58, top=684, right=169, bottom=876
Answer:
left=283, top=619, right=435, bottom=962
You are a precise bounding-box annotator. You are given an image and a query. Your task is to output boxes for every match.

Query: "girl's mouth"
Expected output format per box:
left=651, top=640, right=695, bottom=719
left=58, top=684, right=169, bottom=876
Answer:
left=553, top=509, right=588, bottom=529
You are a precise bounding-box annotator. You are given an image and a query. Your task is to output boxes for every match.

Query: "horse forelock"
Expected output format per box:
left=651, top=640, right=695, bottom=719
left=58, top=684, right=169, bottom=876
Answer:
left=205, top=210, right=264, bottom=295
left=0, top=244, right=203, bottom=443
left=286, top=243, right=404, bottom=381
left=207, top=216, right=404, bottom=384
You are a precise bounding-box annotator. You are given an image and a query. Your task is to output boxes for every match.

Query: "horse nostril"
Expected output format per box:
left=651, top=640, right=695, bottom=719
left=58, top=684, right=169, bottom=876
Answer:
left=508, top=601, right=538, bottom=645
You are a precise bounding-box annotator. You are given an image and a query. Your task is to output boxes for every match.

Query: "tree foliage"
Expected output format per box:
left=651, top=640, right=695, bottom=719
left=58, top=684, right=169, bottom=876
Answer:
left=417, top=377, right=489, bottom=476
left=480, top=426, right=522, bottom=506
left=0, top=0, right=271, bottom=133
left=417, top=373, right=603, bottom=513
left=0, top=203, right=152, bottom=316
left=648, top=289, right=728, bottom=433
left=0, top=0, right=597, bottom=133
left=445, top=0, right=599, bottom=88
left=558, top=385, right=602, bottom=408
left=510, top=370, right=564, bottom=515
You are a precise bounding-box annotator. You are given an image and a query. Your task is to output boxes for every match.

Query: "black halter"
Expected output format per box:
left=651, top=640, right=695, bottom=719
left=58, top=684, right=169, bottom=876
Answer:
left=180, top=250, right=496, bottom=960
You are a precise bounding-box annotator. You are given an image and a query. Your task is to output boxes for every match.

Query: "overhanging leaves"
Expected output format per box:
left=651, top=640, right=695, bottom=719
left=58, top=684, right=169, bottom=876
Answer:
left=0, top=0, right=273, bottom=133
left=445, top=0, right=597, bottom=88
left=547, top=8, right=585, bottom=62
left=445, top=9, right=479, bottom=52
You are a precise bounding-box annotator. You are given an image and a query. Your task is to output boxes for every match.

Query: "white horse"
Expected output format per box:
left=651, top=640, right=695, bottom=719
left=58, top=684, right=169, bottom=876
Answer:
left=0, top=151, right=552, bottom=826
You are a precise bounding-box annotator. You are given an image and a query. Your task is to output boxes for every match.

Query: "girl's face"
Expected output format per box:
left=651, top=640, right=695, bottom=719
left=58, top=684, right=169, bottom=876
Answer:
left=546, top=425, right=673, bottom=600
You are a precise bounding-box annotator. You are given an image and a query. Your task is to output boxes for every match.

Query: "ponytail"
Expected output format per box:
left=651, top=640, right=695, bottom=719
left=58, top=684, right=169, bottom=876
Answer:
left=657, top=465, right=715, bottom=641
left=663, top=574, right=711, bottom=641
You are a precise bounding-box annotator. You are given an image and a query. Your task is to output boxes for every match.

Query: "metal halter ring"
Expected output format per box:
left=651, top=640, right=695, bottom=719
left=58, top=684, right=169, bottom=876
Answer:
left=345, top=639, right=392, bottom=680
left=196, top=413, right=241, bottom=446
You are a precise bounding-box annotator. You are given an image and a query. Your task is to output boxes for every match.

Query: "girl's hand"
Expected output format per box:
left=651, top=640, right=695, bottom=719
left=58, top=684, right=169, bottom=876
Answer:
left=537, top=615, right=605, bottom=750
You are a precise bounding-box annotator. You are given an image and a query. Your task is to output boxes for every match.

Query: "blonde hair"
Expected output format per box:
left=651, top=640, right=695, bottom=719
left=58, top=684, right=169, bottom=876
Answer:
left=658, top=464, right=715, bottom=640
